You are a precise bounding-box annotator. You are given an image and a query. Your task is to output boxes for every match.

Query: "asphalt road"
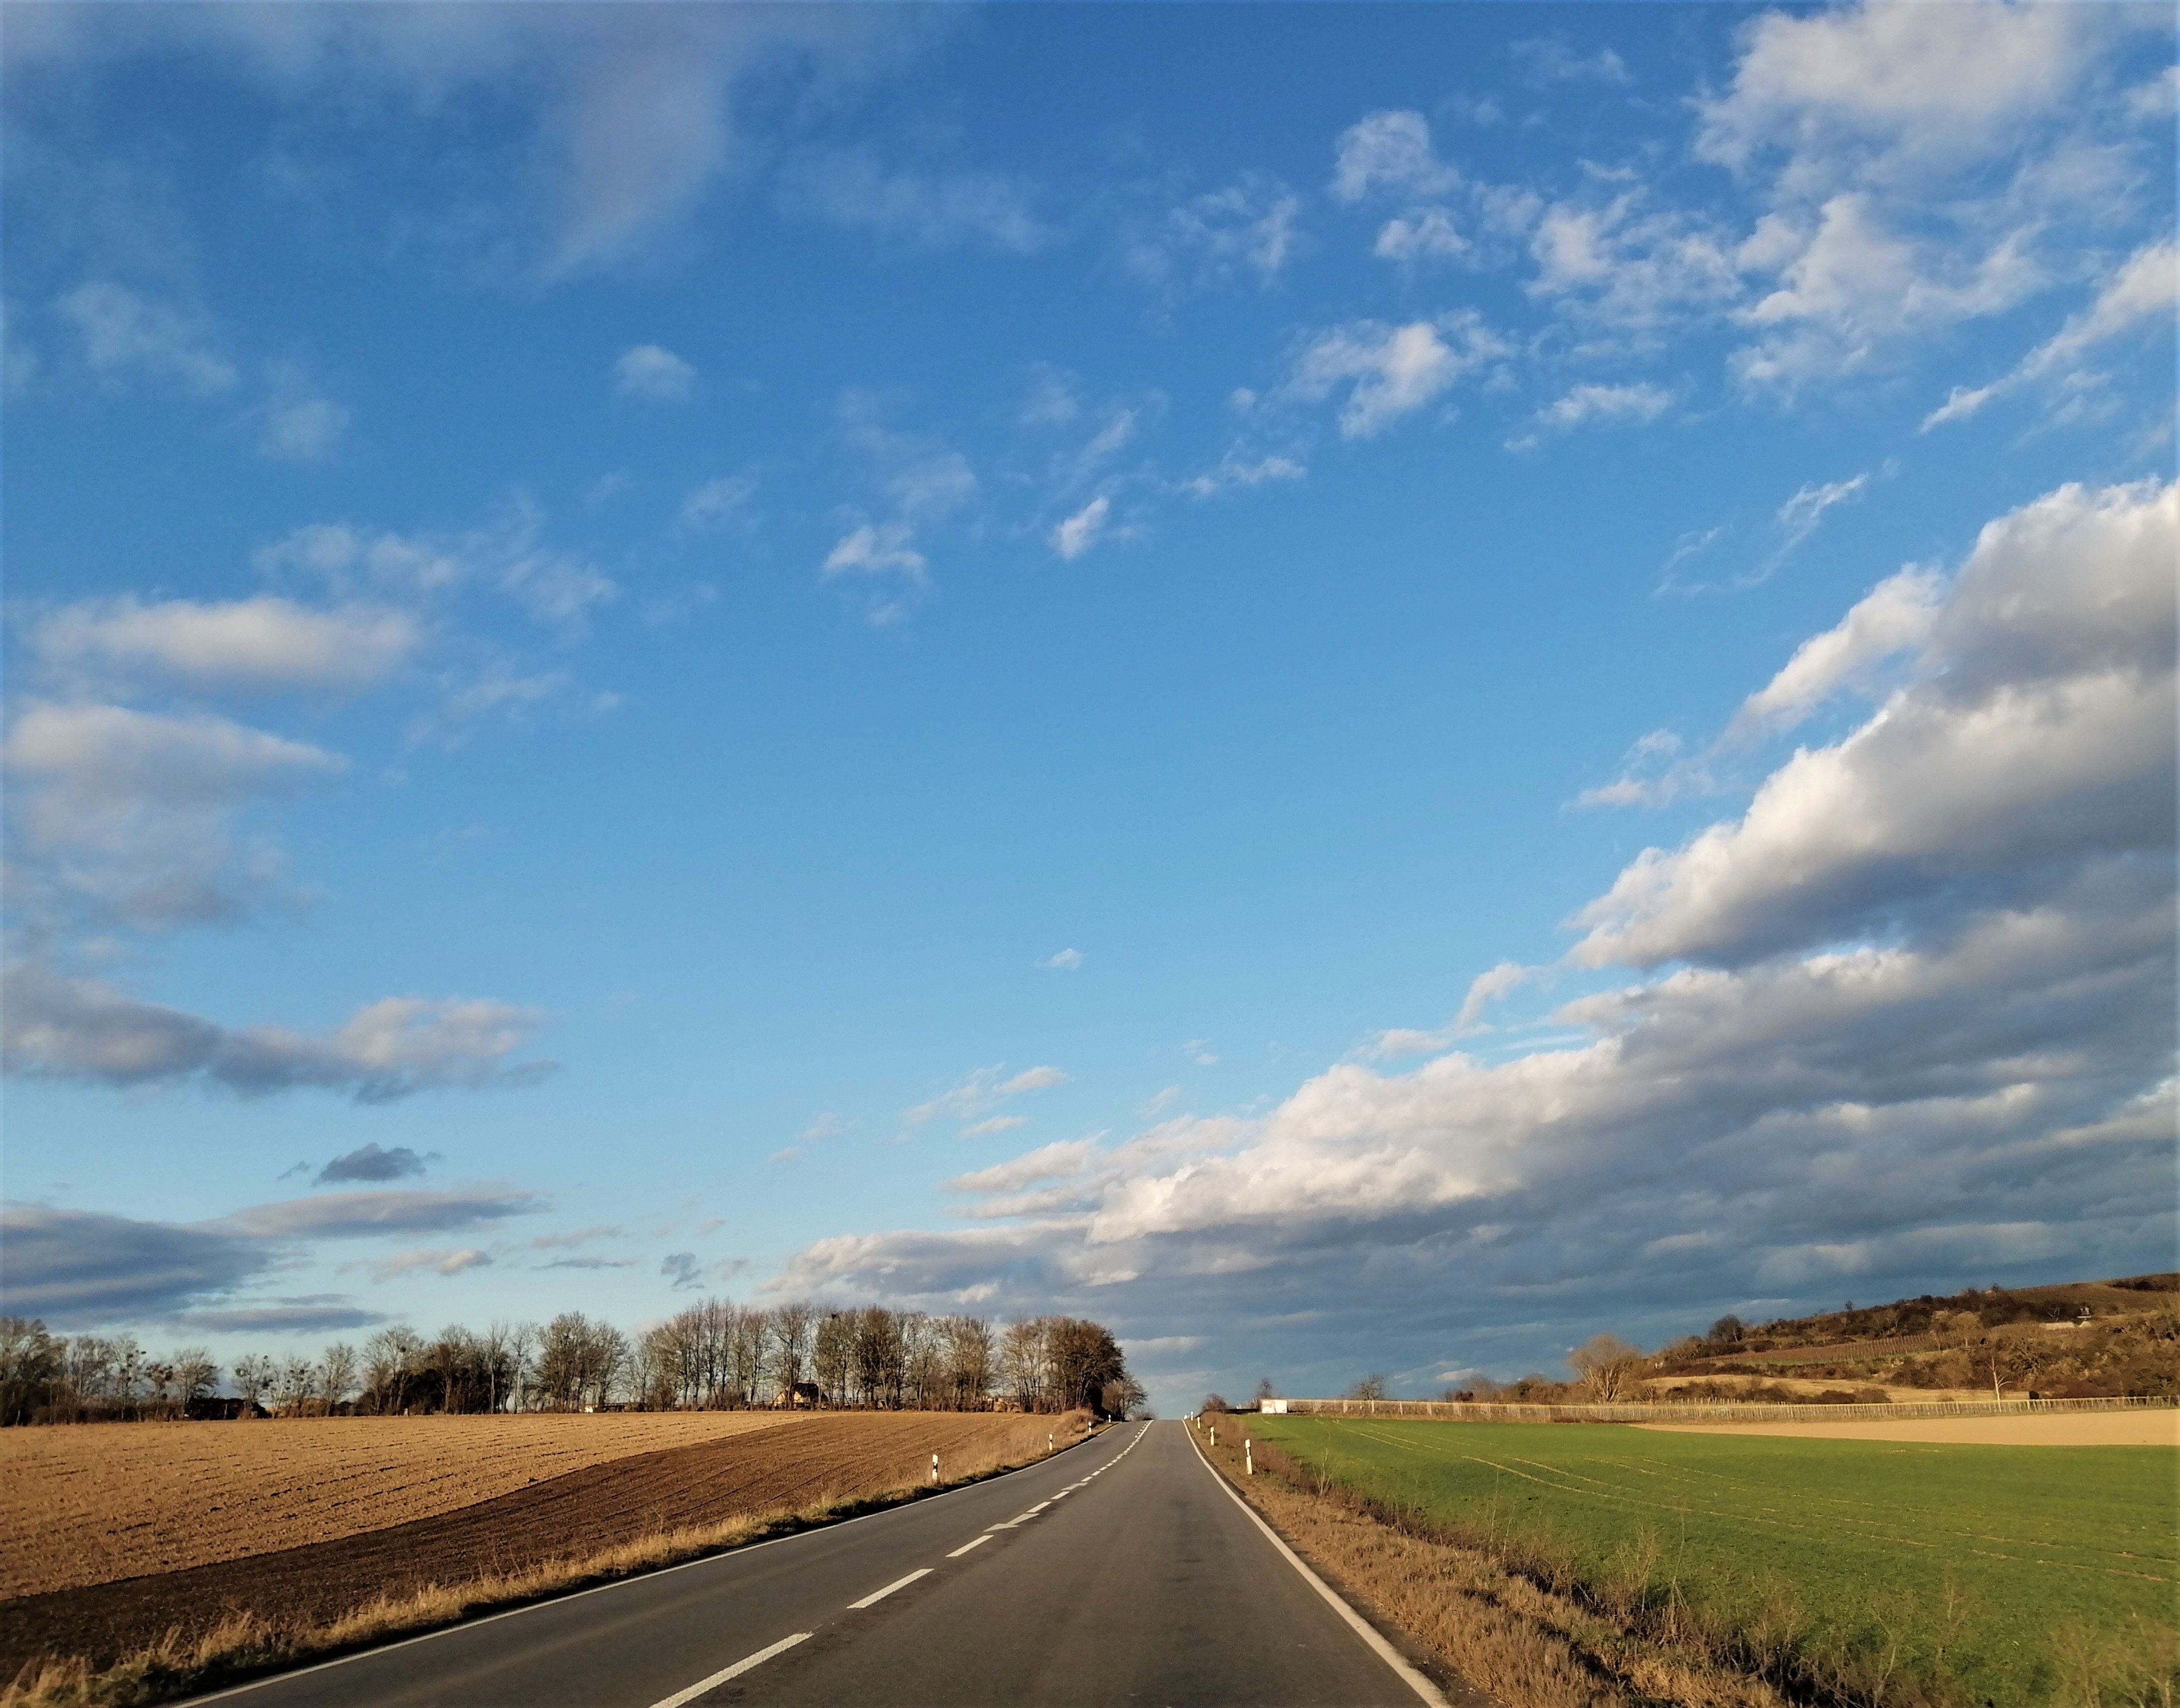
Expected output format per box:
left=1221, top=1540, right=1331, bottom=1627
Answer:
left=193, top=1420, right=1444, bottom=1708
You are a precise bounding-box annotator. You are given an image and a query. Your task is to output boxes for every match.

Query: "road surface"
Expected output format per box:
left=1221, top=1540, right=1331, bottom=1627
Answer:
left=193, top=1420, right=1448, bottom=1708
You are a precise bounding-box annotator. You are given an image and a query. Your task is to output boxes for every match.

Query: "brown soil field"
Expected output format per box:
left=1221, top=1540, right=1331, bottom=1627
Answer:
left=0, top=1411, right=799, bottom=1599
left=0, top=1411, right=1073, bottom=1676
left=1634, top=1409, right=2179, bottom=1446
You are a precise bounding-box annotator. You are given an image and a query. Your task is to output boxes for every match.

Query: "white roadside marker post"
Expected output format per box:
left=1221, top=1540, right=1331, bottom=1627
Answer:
left=1048, top=1431, right=1054, bottom=1453
left=931, top=1452, right=939, bottom=1485
left=1246, top=1438, right=1253, bottom=1477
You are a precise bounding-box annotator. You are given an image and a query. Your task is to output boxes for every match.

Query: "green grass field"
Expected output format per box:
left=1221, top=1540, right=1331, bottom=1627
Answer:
left=1249, top=1416, right=2177, bottom=1706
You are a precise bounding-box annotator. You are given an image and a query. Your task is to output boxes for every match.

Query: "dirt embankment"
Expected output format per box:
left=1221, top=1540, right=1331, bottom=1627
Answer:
left=0, top=1411, right=1067, bottom=1675
left=0, top=1411, right=797, bottom=1600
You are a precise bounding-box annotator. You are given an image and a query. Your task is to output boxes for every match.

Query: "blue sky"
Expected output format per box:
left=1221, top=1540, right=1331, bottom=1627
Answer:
left=3, top=1, right=2174, bottom=1413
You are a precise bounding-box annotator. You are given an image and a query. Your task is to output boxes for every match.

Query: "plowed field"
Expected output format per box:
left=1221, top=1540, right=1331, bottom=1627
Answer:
left=0, top=1411, right=1073, bottom=1673
left=0, top=1411, right=798, bottom=1598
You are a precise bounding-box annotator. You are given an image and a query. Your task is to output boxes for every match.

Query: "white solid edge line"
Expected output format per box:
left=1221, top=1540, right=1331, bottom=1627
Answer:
left=847, top=1567, right=932, bottom=1609
left=1188, top=1430, right=1450, bottom=1708
left=946, top=1534, right=992, bottom=1557
left=180, top=1429, right=1121, bottom=1706
left=647, top=1632, right=811, bottom=1708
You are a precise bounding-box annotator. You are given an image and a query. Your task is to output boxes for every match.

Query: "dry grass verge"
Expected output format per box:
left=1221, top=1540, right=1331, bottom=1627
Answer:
left=2, top=1411, right=1094, bottom=1708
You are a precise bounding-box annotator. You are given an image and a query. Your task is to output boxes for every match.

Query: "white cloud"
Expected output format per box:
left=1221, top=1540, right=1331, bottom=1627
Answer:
left=1574, top=478, right=2175, bottom=968
left=1729, top=567, right=1945, bottom=736
left=1331, top=111, right=1460, bottom=203
left=1178, top=448, right=1306, bottom=500
left=1536, top=382, right=1674, bottom=430
left=1510, top=35, right=1631, bottom=87
left=681, top=473, right=757, bottom=527
left=1696, top=1, right=2103, bottom=185
left=1374, top=209, right=1467, bottom=264
left=823, top=522, right=926, bottom=580
left=1923, top=239, right=2180, bottom=428
left=34, top=597, right=418, bottom=695
left=1527, top=194, right=1741, bottom=332
left=1038, top=948, right=1085, bottom=970
left=370, top=1247, right=493, bottom=1280
left=614, top=344, right=697, bottom=400
left=2, top=962, right=555, bottom=1101
left=55, top=280, right=236, bottom=393
left=1733, top=194, right=2043, bottom=390
left=778, top=150, right=1053, bottom=252
left=1136, top=174, right=1304, bottom=292
left=906, top=1063, right=1070, bottom=1126
left=1288, top=313, right=1506, bottom=439
left=1774, top=471, right=1868, bottom=550
left=1362, top=961, right=1535, bottom=1057
left=1051, top=496, right=1111, bottom=560
left=962, top=1115, right=1028, bottom=1138
left=257, top=363, right=350, bottom=460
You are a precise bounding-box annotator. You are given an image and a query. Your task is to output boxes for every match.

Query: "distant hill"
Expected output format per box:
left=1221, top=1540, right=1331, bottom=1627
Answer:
left=1646, top=1274, right=2178, bottom=1402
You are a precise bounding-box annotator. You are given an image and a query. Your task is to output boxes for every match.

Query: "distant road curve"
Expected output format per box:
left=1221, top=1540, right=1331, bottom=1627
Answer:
left=192, top=1420, right=1457, bottom=1708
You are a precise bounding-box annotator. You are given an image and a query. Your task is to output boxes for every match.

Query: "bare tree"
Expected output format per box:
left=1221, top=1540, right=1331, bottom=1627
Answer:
left=1345, top=1374, right=1388, bottom=1402
left=320, top=1343, right=361, bottom=1412
left=274, top=1355, right=316, bottom=1415
left=769, top=1303, right=815, bottom=1402
left=231, top=1354, right=277, bottom=1410
left=1569, top=1334, right=1646, bottom=1401
left=174, top=1348, right=219, bottom=1402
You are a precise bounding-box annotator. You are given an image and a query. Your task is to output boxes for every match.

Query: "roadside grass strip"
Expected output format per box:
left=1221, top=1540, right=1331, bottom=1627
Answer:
left=646, top=1633, right=810, bottom=1708
left=1254, top=1416, right=2178, bottom=1707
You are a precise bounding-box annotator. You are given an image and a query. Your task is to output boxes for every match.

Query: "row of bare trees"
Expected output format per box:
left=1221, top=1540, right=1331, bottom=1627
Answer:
left=2, top=1303, right=1139, bottom=1423
left=0, top=1322, right=222, bottom=1424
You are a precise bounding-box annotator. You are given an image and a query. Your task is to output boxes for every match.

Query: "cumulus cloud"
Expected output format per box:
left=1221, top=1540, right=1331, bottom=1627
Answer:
left=1037, top=948, right=1085, bottom=970
left=770, top=477, right=2177, bottom=1386
left=614, top=344, right=697, bottom=400
left=1694, top=2, right=2149, bottom=393
left=33, top=597, right=418, bottom=696
left=1, top=964, right=554, bottom=1101
left=1288, top=313, right=1506, bottom=438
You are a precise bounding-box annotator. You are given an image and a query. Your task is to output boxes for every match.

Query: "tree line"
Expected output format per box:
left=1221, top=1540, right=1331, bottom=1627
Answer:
left=0, top=1303, right=1141, bottom=1425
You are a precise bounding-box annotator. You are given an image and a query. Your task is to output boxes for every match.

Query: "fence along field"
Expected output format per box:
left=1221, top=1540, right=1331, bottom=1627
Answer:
left=1246, top=1414, right=2176, bottom=1708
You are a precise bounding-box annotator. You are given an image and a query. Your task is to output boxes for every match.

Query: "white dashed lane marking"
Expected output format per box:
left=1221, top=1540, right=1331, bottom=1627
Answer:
left=848, top=1569, right=931, bottom=1610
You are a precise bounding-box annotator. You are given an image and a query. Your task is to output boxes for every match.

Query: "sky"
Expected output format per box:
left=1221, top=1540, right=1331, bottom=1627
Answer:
left=1, top=0, right=2174, bottom=1415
